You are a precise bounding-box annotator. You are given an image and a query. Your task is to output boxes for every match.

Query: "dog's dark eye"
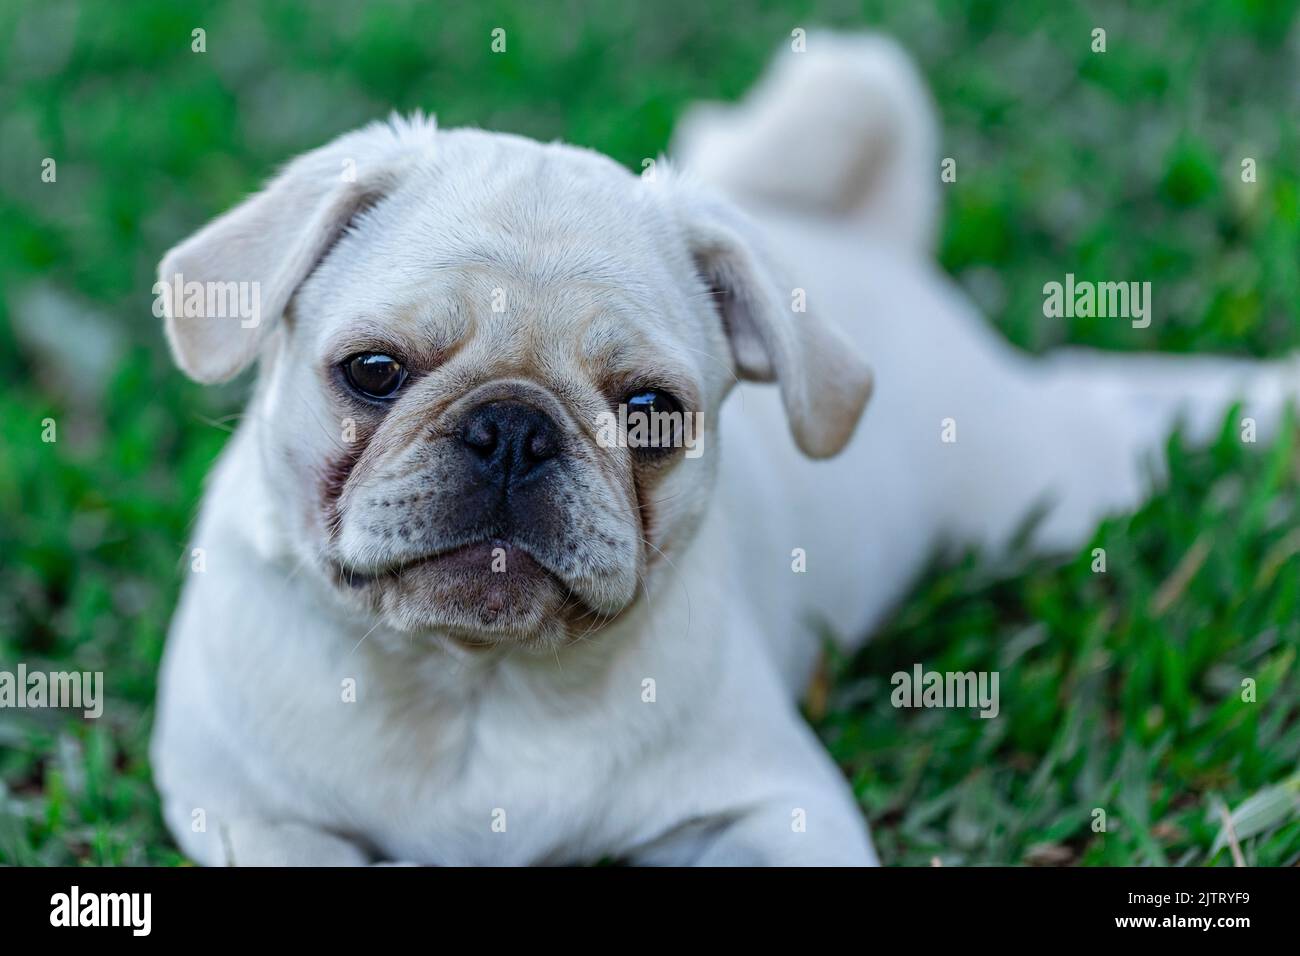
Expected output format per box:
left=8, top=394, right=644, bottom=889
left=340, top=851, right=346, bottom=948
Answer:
left=622, top=388, right=684, bottom=455
left=343, top=353, right=407, bottom=399
left=625, top=389, right=680, bottom=417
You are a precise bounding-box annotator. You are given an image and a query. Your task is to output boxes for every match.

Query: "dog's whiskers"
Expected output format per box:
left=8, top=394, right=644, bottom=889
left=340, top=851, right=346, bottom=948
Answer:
left=349, top=617, right=385, bottom=657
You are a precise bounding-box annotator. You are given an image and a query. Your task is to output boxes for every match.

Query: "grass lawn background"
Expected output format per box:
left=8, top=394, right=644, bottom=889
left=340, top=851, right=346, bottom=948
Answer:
left=1, top=0, right=1298, bottom=865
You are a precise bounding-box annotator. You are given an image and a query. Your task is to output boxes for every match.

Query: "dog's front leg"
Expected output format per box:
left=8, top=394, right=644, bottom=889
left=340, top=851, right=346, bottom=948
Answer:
left=688, top=795, right=878, bottom=867
left=213, top=819, right=374, bottom=866
left=634, top=788, right=877, bottom=866
left=160, top=796, right=375, bottom=866
left=630, top=717, right=878, bottom=866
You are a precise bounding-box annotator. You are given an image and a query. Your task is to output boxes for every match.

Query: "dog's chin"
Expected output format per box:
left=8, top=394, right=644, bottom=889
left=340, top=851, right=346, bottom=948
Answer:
left=338, top=541, right=600, bottom=650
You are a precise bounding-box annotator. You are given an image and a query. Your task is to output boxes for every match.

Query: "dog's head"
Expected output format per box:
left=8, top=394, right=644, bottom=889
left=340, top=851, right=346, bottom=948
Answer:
left=158, top=117, right=871, bottom=650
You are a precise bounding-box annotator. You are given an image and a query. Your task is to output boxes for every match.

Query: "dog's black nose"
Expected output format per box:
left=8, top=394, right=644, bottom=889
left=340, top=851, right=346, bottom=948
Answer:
left=459, top=401, right=561, bottom=488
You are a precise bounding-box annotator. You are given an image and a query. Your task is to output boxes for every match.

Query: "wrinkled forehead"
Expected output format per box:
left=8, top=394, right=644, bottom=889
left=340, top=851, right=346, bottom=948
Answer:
left=295, top=133, right=714, bottom=385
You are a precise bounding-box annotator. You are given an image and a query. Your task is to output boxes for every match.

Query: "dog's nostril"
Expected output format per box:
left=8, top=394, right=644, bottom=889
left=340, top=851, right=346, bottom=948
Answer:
left=525, top=427, right=559, bottom=462
left=461, top=417, right=499, bottom=457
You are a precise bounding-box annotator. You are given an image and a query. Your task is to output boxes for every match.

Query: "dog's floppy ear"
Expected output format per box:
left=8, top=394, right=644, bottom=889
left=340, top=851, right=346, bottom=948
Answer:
left=680, top=192, right=873, bottom=459
left=156, top=115, right=437, bottom=384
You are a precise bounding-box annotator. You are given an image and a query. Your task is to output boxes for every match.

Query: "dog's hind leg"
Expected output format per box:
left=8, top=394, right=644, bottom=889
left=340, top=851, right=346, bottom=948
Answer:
left=934, top=347, right=1300, bottom=559
left=1042, top=347, right=1300, bottom=449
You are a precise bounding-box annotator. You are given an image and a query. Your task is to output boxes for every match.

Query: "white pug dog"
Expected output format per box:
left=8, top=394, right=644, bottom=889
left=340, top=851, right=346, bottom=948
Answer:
left=151, top=34, right=1298, bottom=865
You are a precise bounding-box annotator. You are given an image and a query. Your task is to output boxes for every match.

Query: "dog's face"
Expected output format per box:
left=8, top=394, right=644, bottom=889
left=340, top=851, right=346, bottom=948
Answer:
left=159, top=119, right=871, bottom=650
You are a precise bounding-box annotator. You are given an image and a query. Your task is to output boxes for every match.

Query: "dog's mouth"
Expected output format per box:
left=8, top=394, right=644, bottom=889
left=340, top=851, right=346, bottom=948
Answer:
left=337, top=539, right=540, bottom=587
left=331, top=539, right=608, bottom=646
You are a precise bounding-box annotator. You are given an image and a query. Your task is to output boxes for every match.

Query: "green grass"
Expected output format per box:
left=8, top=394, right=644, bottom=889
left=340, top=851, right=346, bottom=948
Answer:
left=1, top=0, right=1298, bottom=865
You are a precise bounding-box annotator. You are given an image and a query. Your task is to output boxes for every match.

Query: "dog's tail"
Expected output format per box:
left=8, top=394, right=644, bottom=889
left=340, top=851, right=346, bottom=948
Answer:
left=672, top=32, right=939, bottom=253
